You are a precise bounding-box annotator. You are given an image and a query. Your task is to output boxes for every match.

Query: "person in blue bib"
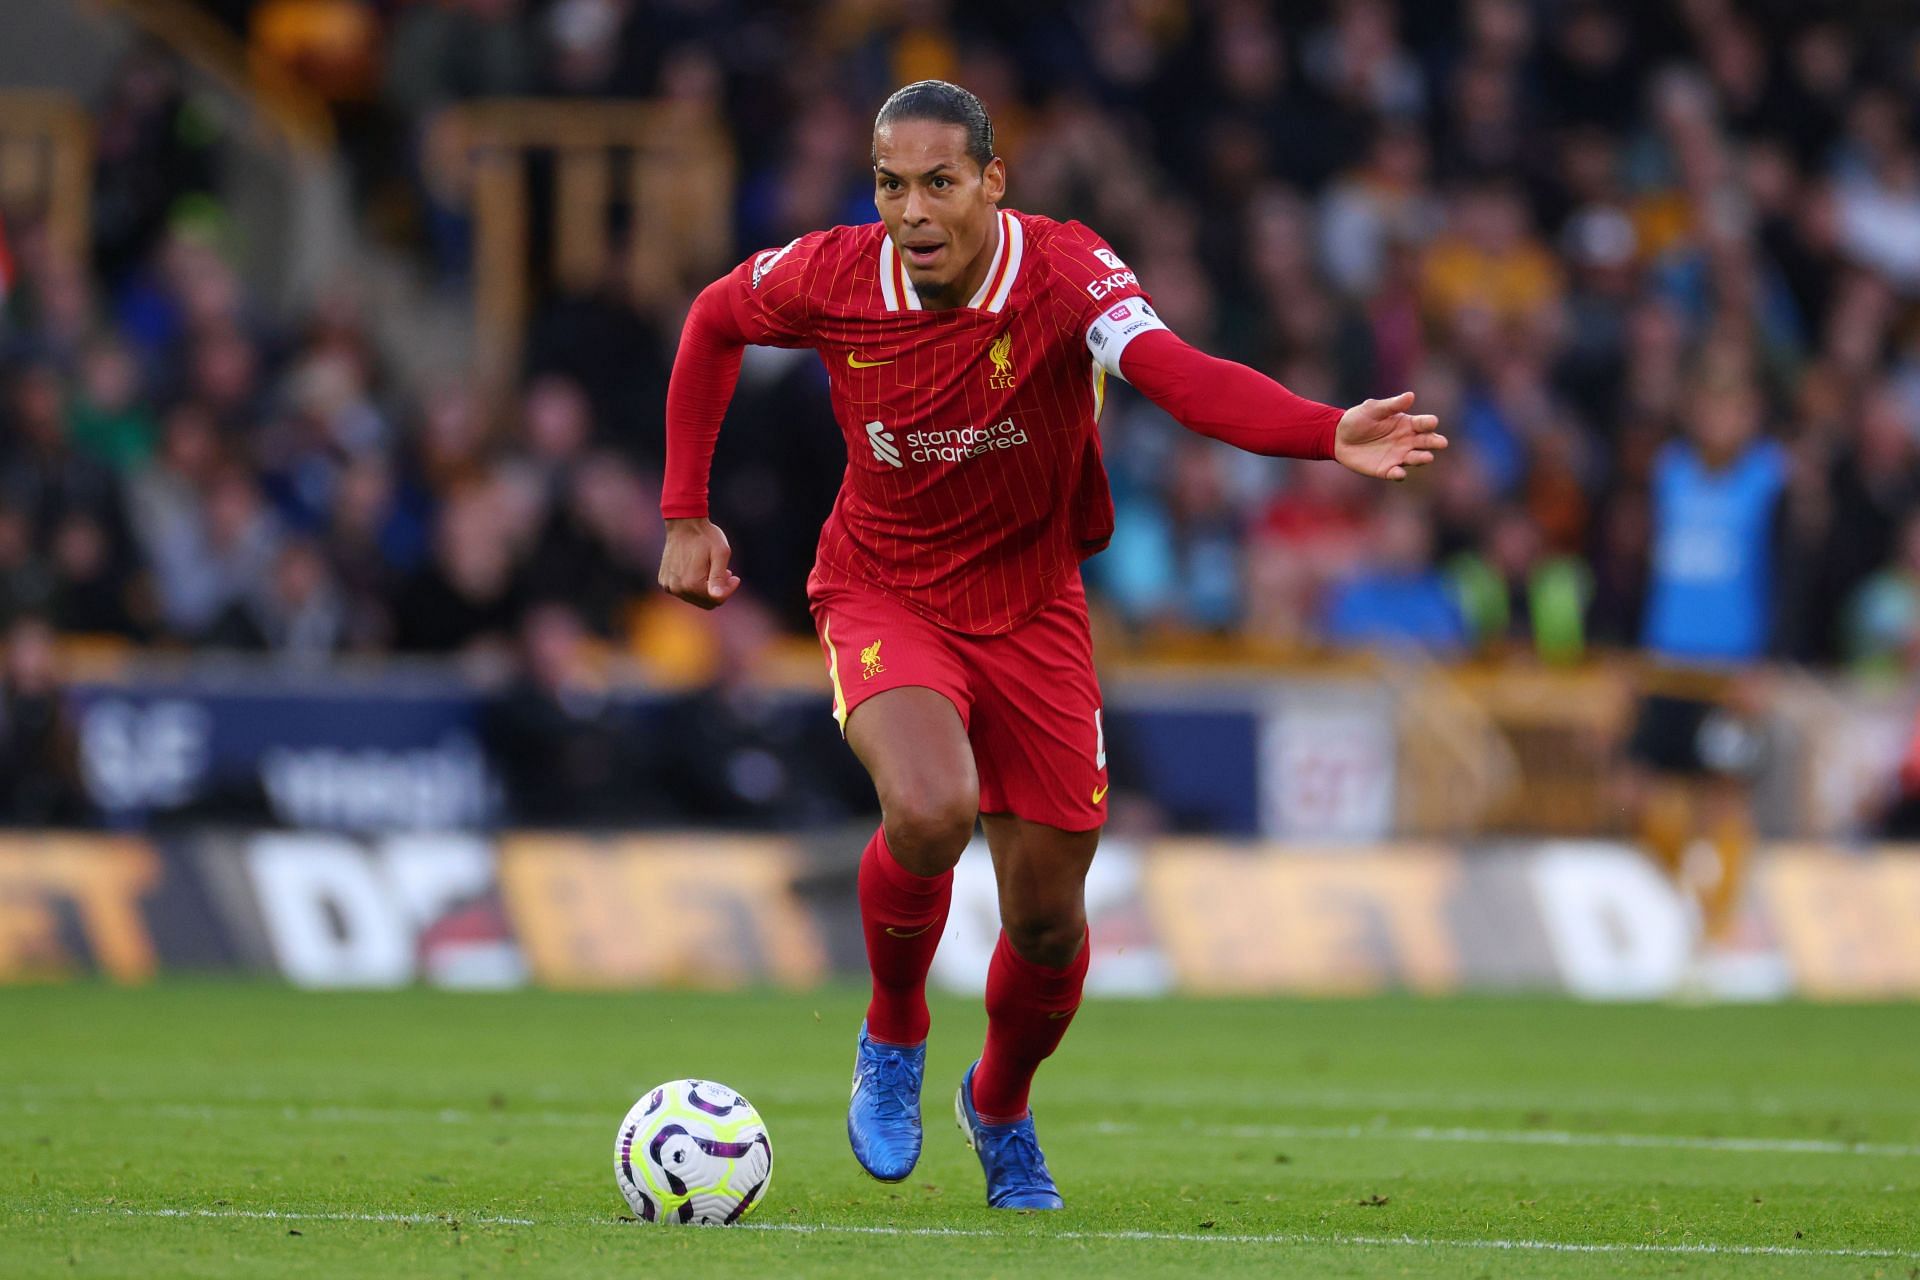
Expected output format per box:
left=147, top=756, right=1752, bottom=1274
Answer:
left=1625, top=361, right=1786, bottom=954
left=1642, top=379, right=1788, bottom=664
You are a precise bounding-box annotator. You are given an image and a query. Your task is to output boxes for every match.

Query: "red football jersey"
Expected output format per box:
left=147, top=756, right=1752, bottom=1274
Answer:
left=717, top=211, right=1157, bottom=636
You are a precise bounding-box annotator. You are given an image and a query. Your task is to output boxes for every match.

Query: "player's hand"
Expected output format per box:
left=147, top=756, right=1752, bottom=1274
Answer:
left=658, top=517, right=741, bottom=609
left=1334, top=392, right=1448, bottom=482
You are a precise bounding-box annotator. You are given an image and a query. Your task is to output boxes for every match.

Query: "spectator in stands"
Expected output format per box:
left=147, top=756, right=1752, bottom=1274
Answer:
left=89, top=43, right=223, bottom=286
left=1641, top=365, right=1788, bottom=664
left=257, top=345, right=392, bottom=535
left=1815, top=382, right=1920, bottom=654
left=1419, top=180, right=1564, bottom=337
left=1320, top=494, right=1468, bottom=655
left=523, top=450, right=661, bottom=640
left=0, top=615, right=89, bottom=827
left=180, top=323, right=264, bottom=434
left=482, top=600, right=656, bottom=827
left=652, top=594, right=872, bottom=830
left=1585, top=485, right=1652, bottom=649
left=68, top=337, right=157, bottom=473
left=1318, top=120, right=1439, bottom=301
left=47, top=511, right=148, bottom=640
left=1242, top=459, right=1371, bottom=650
left=1845, top=511, right=1920, bottom=677
left=0, top=508, right=46, bottom=628
left=1447, top=506, right=1590, bottom=664
left=1833, top=98, right=1920, bottom=292
left=1543, top=3, right=1637, bottom=133
left=391, top=484, right=523, bottom=655
left=207, top=537, right=346, bottom=660
left=1, top=360, right=125, bottom=549
left=324, top=452, right=425, bottom=650
left=139, top=458, right=280, bottom=640
left=1098, top=438, right=1249, bottom=635
left=382, top=0, right=534, bottom=120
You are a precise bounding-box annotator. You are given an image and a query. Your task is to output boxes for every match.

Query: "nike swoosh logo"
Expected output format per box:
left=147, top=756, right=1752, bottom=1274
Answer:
left=1048, top=1010, right=1075, bottom=1020
left=847, top=352, right=893, bottom=368
left=1091, top=784, right=1109, bottom=804
left=883, top=922, right=934, bottom=938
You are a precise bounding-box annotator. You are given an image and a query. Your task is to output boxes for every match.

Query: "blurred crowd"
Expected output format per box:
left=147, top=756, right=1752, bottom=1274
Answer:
left=5, top=0, right=1920, bottom=686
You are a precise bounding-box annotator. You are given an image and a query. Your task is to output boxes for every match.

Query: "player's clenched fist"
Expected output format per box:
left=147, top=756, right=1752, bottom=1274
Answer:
left=658, top=517, right=741, bottom=609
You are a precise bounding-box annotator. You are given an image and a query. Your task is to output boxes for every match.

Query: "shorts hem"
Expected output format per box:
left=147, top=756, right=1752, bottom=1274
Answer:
left=979, top=806, right=1107, bottom=834
left=838, top=680, right=970, bottom=738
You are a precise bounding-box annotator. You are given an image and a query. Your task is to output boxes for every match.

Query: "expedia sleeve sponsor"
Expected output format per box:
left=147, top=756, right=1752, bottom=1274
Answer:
left=1084, top=254, right=1142, bottom=301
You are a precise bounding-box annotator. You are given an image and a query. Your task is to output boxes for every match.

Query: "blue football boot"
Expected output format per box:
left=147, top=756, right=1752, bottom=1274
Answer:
left=954, top=1061, right=1063, bottom=1210
left=847, top=1021, right=925, bottom=1182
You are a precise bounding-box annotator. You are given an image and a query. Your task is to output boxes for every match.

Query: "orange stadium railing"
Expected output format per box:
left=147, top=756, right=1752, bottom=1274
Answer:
left=96, top=0, right=335, bottom=153
left=0, top=91, right=93, bottom=264
left=437, top=100, right=735, bottom=385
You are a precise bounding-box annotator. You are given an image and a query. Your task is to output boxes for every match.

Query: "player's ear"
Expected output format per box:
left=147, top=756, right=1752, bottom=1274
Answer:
left=981, top=156, right=1006, bottom=204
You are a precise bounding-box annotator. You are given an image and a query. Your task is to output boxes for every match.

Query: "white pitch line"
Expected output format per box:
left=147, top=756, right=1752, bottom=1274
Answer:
left=148, top=1103, right=609, bottom=1129
left=1088, top=1120, right=1920, bottom=1159
left=745, top=1222, right=1916, bottom=1260
left=80, top=1207, right=537, bottom=1226
left=64, top=1209, right=1920, bottom=1260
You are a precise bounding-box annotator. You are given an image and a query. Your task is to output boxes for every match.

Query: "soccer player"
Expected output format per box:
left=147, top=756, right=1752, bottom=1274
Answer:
left=658, top=81, right=1445, bottom=1210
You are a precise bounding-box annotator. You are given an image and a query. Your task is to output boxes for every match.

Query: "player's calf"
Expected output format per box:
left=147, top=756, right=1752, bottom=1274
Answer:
left=971, top=929, right=1088, bottom=1123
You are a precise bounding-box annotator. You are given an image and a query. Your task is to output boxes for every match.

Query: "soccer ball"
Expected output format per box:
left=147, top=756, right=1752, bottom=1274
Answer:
left=614, top=1079, right=773, bottom=1225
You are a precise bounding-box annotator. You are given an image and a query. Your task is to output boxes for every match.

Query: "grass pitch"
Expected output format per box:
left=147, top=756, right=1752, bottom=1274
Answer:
left=1, top=985, right=1915, bottom=1278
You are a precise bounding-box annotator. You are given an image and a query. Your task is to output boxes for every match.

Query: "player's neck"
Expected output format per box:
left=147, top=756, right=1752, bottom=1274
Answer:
left=922, top=210, right=1002, bottom=312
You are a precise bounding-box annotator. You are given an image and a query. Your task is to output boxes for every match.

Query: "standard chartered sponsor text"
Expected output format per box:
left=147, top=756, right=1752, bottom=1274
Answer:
left=903, top=417, right=1030, bottom=463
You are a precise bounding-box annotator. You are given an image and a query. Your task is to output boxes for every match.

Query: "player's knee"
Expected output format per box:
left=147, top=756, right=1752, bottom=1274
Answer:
left=1002, top=909, right=1086, bottom=970
left=882, top=788, right=976, bottom=872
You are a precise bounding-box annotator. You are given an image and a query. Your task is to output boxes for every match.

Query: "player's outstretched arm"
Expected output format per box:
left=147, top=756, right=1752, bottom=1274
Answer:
left=659, top=277, right=749, bottom=609
left=1114, top=327, right=1445, bottom=479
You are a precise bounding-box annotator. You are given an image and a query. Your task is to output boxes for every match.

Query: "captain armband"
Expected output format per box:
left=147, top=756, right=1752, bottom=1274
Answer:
left=1084, top=298, right=1169, bottom=381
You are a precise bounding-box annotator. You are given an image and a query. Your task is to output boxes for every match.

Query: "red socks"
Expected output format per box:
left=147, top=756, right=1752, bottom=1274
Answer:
left=857, top=827, right=953, bottom=1046
left=858, top=826, right=1091, bottom=1117
left=970, top=928, right=1089, bottom=1123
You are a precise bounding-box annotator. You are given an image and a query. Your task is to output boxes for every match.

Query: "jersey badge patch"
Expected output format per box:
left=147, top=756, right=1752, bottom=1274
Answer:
left=988, top=332, right=1017, bottom=390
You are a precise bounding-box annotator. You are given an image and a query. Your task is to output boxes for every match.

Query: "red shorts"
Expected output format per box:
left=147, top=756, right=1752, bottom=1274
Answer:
left=809, top=577, right=1108, bottom=832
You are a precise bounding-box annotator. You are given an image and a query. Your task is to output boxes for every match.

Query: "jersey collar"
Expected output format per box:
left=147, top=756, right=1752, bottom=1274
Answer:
left=878, top=230, right=920, bottom=311
left=877, top=210, right=1024, bottom=314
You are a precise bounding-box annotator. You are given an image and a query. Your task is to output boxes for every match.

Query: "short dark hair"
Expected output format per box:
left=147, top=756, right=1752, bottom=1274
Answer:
left=872, top=80, right=994, bottom=169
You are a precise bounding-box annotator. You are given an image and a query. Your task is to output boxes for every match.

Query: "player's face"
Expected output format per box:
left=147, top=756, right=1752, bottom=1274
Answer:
left=873, top=120, right=1006, bottom=306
